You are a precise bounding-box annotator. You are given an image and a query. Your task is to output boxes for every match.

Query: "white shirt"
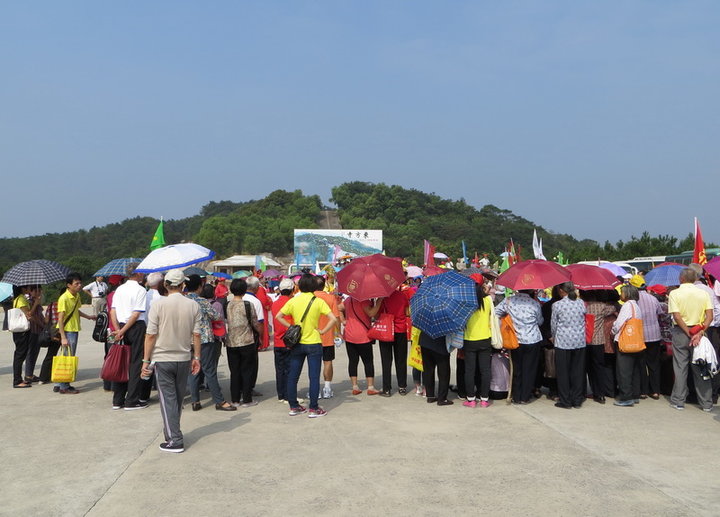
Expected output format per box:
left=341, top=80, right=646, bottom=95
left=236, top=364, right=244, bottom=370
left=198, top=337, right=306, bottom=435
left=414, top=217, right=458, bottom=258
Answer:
left=146, top=288, right=161, bottom=314
left=84, top=280, right=108, bottom=298
left=242, top=293, right=264, bottom=322
left=111, top=280, right=147, bottom=323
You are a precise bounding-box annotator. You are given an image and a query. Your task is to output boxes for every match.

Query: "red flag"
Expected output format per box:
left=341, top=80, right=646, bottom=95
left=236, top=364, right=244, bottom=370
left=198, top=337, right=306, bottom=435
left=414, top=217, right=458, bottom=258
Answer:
left=694, top=217, right=707, bottom=265
left=424, top=240, right=436, bottom=267
left=473, top=251, right=479, bottom=266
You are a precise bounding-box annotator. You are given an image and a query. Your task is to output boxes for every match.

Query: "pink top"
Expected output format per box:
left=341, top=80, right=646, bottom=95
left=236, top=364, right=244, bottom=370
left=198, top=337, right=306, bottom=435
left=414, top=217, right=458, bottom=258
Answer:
left=343, top=298, right=372, bottom=344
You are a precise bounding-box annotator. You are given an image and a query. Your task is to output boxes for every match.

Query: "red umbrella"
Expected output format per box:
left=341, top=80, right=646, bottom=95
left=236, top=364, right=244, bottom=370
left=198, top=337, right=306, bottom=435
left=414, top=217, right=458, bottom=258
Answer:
left=566, top=264, right=621, bottom=291
left=336, top=254, right=405, bottom=300
left=496, top=260, right=571, bottom=290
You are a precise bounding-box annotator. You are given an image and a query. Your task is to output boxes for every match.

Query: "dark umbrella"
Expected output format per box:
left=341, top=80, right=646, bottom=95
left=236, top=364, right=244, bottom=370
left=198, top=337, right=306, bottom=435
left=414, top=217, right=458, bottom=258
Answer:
left=410, top=271, right=478, bottom=338
left=2, top=259, right=71, bottom=285
left=183, top=266, right=209, bottom=277
left=336, top=254, right=405, bottom=300
left=496, top=260, right=571, bottom=290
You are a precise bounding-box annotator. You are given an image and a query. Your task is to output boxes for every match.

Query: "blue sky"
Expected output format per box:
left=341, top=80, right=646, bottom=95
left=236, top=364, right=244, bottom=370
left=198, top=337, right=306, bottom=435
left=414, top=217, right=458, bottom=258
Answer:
left=2, top=2, right=719, bottom=247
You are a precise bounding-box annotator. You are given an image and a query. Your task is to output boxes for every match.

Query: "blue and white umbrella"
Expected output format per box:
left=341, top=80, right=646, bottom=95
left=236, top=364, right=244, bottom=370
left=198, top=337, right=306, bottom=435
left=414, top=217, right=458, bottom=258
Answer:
left=93, top=258, right=144, bottom=277
left=410, top=271, right=478, bottom=338
left=135, top=243, right=215, bottom=273
left=644, top=264, right=684, bottom=287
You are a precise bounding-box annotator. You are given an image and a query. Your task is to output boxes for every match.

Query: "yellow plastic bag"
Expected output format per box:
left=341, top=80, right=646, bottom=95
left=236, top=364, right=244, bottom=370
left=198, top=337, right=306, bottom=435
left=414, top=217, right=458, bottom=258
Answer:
left=51, top=348, right=78, bottom=383
left=408, top=327, right=423, bottom=372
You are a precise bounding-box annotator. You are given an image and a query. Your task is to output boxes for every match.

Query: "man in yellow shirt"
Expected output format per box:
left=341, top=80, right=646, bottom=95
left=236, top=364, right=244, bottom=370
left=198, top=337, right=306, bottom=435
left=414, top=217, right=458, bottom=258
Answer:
left=276, top=274, right=338, bottom=418
left=56, top=273, right=96, bottom=394
left=668, top=268, right=713, bottom=411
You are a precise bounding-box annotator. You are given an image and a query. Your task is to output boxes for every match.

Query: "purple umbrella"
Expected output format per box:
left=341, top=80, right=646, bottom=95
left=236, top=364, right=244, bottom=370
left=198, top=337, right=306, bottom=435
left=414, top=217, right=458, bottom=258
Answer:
left=703, top=256, right=720, bottom=280
left=262, top=269, right=281, bottom=278
left=597, top=262, right=628, bottom=278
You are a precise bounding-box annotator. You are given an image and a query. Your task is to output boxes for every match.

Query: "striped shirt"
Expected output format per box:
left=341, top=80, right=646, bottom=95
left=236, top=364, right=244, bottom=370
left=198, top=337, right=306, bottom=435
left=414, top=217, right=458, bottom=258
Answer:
left=637, top=291, right=662, bottom=342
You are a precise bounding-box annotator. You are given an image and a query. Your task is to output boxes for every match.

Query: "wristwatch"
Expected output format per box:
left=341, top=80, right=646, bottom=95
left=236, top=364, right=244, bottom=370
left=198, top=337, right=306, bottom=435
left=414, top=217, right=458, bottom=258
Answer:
left=193, top=356, right=201, bottom=360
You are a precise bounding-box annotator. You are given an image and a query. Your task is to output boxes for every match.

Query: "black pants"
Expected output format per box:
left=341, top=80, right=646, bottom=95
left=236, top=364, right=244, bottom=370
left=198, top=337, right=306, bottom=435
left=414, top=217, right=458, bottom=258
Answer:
left=421, top=347, right=450, bottom=401
left=274, top=347, right=291, bottom=400
left=112, top=321, right=149, bottom=407
left=641, top=341, right=662, bottom=395
left=227, top=344, right=257, bottom=404
left=12, top=331, right=31, bottom=385
left=39, top=340, right=61, bottom=383
left=706, top=327, right=720, bottom=397
left=510, top=343, right=540, bottom=403
left=616, top=347, right=644, bottom=402
left=586, top=344, right=614, bottom=397
left=346, top=341, right=374, bottom=378
left=463, top=339, right=492, bottom=399
left=379, top=332, right=408, bottom=391
left=555, top=347, right=586, bottom=407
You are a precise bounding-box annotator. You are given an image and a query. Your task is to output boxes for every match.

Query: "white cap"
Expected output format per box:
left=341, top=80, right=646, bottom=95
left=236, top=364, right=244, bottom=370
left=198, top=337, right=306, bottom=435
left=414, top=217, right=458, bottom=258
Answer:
left=165, top=269, right=187, bottom=287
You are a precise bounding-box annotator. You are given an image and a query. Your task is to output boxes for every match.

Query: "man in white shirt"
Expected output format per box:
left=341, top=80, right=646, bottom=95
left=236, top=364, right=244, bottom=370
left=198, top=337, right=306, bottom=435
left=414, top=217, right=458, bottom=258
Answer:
left=84, top=276, right=109, bottom=315
left=244, top=276, right=265, bottom=396
left=110, top=263, right=148, bottom=411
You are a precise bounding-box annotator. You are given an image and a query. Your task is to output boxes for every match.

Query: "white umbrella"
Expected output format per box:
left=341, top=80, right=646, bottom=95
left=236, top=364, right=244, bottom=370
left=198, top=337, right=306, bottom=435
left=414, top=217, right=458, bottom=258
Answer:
left=433, top=252, right=448, bottom=260
left=135, top=243, right=216, bottom=273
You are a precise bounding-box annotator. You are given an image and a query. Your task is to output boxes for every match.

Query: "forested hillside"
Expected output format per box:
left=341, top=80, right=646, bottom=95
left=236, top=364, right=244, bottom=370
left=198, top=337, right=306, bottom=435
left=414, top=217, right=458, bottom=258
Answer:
left=0, top=183, right=702, bottom=281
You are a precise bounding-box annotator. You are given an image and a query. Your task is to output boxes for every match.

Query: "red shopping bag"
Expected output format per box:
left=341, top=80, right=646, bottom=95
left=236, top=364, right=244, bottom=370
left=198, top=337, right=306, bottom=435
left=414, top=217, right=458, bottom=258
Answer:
left=101, top=342, right=131, bottom=383
left=367, top=313, right=395, bottom=342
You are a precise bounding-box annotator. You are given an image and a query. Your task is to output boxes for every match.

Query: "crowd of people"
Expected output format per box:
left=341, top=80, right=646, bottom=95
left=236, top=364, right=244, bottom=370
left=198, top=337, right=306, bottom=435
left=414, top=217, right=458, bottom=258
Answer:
left=4, top=258, right=719, bottom=453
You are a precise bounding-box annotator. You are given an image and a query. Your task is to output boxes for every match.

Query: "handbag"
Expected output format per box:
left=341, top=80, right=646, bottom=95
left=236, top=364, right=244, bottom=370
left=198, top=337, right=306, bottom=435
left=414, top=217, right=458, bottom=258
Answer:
left=445, top=330, right=464, bottom=352
left=618, top=304, right=646, bottom=354
left=101, top=341, right=130, bottom=383
left=408, top=332, right=423, bottom=372
left=8, top=307, right=30, bottom=333
left=51, top=347, right=78, bottom=383
left=283, top=296, right=316, bottom=349
left=367, top=312, right=395, bottom=342
left=500, top=298, right=520, bottom=350
left=37, top=325, right=60, bottom=348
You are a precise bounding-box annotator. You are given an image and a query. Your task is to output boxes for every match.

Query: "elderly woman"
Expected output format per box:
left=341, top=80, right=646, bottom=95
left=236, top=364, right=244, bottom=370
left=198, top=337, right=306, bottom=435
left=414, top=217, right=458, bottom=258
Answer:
left=611, top=285, right=645, bottom=407
left=495, top=289, right=544, bottom=404
left=551, top=282, right=587, bottom=409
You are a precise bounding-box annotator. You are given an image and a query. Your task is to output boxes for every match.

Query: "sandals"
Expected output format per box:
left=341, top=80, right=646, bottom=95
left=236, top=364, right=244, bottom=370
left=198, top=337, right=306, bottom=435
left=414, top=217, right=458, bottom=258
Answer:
left=351, top=387, right=362, bottom=395
left=13, top=383, right=32, bottom=389
left=215, top=402, right=237, bottom=411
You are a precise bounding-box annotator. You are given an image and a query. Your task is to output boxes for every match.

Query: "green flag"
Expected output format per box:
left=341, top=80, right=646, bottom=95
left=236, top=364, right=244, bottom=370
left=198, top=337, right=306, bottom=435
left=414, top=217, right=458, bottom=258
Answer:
left=150, top=219, right=166, bottom=250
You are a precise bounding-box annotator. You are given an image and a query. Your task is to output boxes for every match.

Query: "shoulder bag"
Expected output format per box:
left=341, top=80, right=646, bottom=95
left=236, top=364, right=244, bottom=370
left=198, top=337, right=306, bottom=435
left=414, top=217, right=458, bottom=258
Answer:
left=618, top=303, right=646, bottom=354
left=283, top=296, right=316, bottom=349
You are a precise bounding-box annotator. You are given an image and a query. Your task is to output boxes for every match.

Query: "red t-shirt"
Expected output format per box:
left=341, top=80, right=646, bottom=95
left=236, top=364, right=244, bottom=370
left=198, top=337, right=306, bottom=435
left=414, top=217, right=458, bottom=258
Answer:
left=382, top=290, right=409, bottom=333
left=215, top=283, right=229, bottom=299
left=343, top=297, right=372, bottom=344
left=271, top=295, right=293, bottom=348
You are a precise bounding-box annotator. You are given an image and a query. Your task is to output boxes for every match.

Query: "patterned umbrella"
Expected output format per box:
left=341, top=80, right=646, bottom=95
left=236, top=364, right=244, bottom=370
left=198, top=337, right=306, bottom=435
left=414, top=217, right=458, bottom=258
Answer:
left=1, top=259, right=71, bottom=285
left=93, top=258, right=144, bottom=277
left=644, top=264, right=684, bottom=287
left=405, top=265, right=423, bottom=278
left=410, top=271, right=478, bottom=338
left=211, top=272, right=232, bottom=280
left=232, top=270, right=252, bottom=278
left=135, top=243, right=215, bottom=273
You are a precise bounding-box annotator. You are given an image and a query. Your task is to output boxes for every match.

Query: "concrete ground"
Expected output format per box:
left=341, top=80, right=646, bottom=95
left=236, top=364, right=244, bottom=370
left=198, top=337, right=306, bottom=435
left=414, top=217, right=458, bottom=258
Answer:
left=1, top=314, right=718, bottom=517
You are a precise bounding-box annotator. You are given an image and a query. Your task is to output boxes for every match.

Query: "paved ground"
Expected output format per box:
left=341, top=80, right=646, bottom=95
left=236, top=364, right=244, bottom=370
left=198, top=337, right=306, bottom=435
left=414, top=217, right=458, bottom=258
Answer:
left=2, top=314, right=718, bottom=516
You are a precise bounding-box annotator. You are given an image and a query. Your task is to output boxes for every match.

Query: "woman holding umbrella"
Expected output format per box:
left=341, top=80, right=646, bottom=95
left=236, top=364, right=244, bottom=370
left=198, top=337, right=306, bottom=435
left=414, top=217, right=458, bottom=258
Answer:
left=10, top=285, right=43, bottom=388
left=550, top=282, right=587, bottom=409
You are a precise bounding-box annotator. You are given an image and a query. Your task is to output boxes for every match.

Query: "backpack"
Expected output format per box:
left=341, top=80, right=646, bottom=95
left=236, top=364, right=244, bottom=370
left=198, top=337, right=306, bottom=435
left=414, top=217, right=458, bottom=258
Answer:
left=92, top=310, right=109, bottom=342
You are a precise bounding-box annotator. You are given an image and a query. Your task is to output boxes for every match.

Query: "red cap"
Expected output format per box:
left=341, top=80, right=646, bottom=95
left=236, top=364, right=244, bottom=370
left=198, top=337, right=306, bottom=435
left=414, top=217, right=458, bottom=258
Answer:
left=646, top=284, right=667, bottom=296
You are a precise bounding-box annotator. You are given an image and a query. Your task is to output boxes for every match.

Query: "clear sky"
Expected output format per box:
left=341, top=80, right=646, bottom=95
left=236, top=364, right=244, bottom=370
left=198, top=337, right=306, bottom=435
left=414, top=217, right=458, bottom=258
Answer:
left=2, top=2, right=719, bottom=246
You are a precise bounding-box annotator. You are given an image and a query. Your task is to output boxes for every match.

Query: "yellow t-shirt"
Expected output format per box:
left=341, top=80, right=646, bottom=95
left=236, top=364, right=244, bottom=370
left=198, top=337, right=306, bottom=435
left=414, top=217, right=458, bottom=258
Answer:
left=464, top=296, right=493, bottom=341
left=281, top=292, right=331, bottom=344
left=668, top=284, right=712, bottom=326
left=13, top=295, right=30, bottom=310
left=57, top=290, right=81, bottom=332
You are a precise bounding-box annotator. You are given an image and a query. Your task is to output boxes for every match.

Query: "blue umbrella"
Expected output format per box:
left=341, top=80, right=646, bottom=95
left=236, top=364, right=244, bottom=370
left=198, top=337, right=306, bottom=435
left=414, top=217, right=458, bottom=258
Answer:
left=644, top=264, right=684, bottom=287
left=0, top=282, right=13, bottom=301
left=410, top=271, right=478, bottom=338
left=93, top=258, right=144, bottom=277
left=183, top=266, right=209, bottom=277
left=211, top=272, right=232, bottom=280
